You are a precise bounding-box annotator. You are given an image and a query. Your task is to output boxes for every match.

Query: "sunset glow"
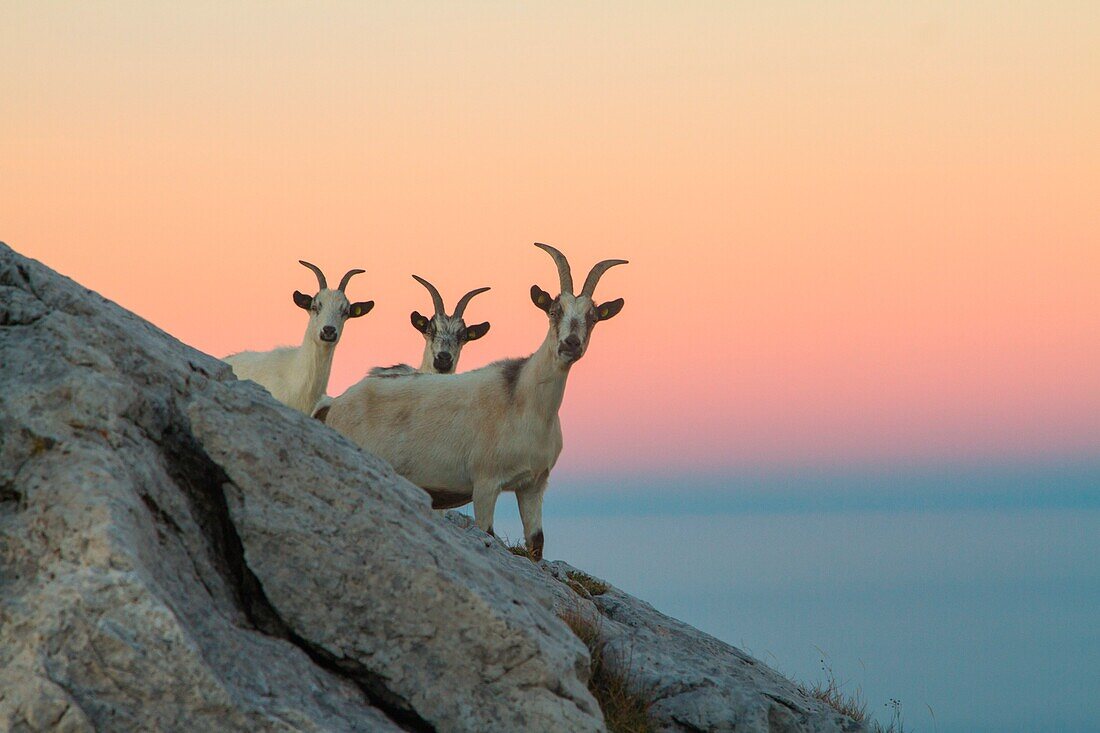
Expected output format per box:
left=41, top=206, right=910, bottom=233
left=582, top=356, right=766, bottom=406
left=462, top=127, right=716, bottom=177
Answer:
left=3, top=2, right=1097, bottom=475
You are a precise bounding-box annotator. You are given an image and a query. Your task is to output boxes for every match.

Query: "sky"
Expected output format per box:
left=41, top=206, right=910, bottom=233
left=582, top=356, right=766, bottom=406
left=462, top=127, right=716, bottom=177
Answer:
left=3, top=3, right=1098, bottom=476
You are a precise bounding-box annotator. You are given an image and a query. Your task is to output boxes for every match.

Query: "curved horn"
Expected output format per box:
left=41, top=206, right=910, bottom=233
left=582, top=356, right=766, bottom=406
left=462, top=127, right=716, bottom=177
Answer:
left=412, top=275, right=446, bottom=316
left=533, top=242, right=574, bottom=295
left=298, top=260, right=328, bottom=290
left=580, top=259, right=629, bottom=298
left=453, top=286, right=490, bottom=318
left=337, top=268, right=365, bottom=292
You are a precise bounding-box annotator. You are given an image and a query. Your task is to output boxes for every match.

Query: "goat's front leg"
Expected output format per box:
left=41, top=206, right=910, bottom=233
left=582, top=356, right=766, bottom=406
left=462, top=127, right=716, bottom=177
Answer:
left=516, top=472, right=548, bottom=561
left=472, top=479, right=503, bottom=537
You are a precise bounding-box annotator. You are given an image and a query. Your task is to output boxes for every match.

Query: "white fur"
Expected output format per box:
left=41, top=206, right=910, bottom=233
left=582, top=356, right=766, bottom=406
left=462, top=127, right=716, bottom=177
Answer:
left=225, top=287, right=365, bottom=414
left=325, top=290, right=617, bottom=560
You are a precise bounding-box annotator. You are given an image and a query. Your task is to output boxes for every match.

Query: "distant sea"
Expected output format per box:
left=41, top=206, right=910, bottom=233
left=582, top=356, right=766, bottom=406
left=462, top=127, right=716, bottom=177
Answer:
left=469, top=464, right=1100, bottom=733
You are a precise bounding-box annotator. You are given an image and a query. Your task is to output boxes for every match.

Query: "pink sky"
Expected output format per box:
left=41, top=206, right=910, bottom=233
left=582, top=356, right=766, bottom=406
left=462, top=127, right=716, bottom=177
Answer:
left=3, top=2, right=1098, bottom=475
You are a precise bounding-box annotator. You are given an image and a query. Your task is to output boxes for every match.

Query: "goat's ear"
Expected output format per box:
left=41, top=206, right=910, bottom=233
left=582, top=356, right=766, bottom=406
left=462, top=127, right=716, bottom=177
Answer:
left=411, top=311, right=431, bottom=333
left=464, top=322, right=490, bottom=341
left=293, top=291, right=313, bottom=310
left=348, top=301, right=374, bottom=318
left=531, top=285, right=553, bottom=313
left=595, top=298, right=624, bottom=321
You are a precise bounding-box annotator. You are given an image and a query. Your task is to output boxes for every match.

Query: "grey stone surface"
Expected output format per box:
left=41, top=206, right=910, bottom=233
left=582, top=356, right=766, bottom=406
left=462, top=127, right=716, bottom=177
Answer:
left=1, top=240, right=863, bottom=733
left=590, top=584, right=862, bottom=732
left=0, top=246, right=396, bottom=733
left=0, top=242, right=599, bottom=733
left=445, top=517, right=866, bottom=732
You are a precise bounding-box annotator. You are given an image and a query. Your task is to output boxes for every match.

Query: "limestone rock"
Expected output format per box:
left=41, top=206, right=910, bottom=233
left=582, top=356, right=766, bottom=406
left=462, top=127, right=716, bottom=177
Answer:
left=0, top=242, right=599, bottom=732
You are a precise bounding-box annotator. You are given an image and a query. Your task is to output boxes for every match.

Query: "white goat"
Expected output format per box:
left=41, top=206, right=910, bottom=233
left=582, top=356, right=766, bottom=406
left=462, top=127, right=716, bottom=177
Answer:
left=370, top=275, right=491, bottom=376
left=224, top=260, right=373, bottom=414
left=320, top=244, right=626, bottom=560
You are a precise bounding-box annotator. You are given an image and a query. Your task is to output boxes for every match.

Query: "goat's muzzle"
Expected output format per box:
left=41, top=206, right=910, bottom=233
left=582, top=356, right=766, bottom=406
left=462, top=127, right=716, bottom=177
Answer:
left=320, top=326, right=338, bottom=343
left=433, top=352, right=454, bottom=373
left=558, top=335, right=582, bottom=363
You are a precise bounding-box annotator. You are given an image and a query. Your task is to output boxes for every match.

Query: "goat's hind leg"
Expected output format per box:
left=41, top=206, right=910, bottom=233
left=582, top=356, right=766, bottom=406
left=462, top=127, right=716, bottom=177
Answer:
left=516, top=472, right=548, bottom=561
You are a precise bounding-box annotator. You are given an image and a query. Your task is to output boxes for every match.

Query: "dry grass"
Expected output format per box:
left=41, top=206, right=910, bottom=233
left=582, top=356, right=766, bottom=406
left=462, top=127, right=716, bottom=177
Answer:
left=565, top=570, right=610, bottom=597
left=506, top=541, right=534, bottom=559
left=559, top=607, right=656, bottom=733
left=804, top=674, right=869, bottom=722
left=867, top=699, right=912, bottom=733
left=500, top=534, right=538, bottom=560
left=799, top=656, right=913, bottom=733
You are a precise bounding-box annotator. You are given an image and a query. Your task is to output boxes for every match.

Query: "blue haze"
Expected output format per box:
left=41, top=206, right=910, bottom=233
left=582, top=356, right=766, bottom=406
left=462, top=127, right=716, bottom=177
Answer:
left=468, top=464, right=1100, bottom=733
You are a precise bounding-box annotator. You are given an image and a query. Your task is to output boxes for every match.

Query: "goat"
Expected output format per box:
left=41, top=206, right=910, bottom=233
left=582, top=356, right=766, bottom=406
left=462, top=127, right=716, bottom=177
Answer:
left=224, top=260, right=374, bottom=414
left=370, top=275, right=491, bottom=376
left=321, top=243, right=626, bottom=560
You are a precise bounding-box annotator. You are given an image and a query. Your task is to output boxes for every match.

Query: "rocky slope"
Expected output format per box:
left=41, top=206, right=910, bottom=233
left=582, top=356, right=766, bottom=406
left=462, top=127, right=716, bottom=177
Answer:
left=0, top=242, right=862, bottom=732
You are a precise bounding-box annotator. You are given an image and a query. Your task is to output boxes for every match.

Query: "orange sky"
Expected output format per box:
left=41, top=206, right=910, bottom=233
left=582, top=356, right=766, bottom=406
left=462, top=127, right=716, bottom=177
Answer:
left=3, top=2, right=1098, bottom=474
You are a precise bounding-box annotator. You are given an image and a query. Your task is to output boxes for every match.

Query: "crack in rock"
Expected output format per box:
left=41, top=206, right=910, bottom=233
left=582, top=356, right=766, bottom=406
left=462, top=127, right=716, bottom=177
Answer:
left=158, top=410, right=436, bottom=733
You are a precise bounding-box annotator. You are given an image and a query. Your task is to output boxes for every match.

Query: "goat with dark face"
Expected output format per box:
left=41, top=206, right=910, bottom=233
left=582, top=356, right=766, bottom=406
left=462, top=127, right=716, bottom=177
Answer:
left=370, top=276, right=491, bottom=377
left=225, top=260, right=374, bottom=414
left=409, top=275, right=492, bottom=374
left=323, top=243, right=626, bottom=561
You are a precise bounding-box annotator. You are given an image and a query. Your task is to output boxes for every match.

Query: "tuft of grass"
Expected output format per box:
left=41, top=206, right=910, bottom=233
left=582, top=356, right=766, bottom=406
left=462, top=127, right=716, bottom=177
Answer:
left=507, top=542, right=533, bottom=558
left=502, top=536, right=536, bottom=560
left=867, top=698, right=911, bottom=733
left=566, top=570, right=610, bottom=597
left=801, top=656, right=868, bottom=722
left=798, top=655, right=913, bottom=733
left=559, top=607, right=655, bottom=733
left=805, top=675, right=869, bottom=722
